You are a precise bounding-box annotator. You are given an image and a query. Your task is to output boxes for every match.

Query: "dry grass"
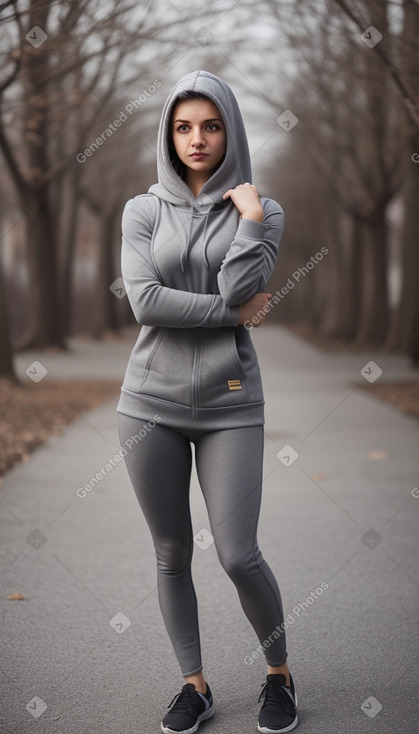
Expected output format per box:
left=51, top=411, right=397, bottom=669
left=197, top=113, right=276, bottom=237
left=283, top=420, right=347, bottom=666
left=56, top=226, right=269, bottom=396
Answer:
left=285, top=323, right=419, bottom=422
left=0, top=378, right=121, bottom=480
left=357, top=380, right=419, bottom=422
left=1, top=323, right=418, bottom=481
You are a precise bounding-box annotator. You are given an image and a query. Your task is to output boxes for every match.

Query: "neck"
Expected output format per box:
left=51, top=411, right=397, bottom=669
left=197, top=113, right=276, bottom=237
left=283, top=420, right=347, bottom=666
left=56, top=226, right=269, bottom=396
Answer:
left=185, top=170, right=211, bottom=199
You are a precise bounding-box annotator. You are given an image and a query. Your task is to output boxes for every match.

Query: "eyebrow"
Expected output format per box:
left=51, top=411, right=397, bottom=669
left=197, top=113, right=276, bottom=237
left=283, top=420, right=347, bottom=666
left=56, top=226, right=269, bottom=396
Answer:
left=173, top=118, right=223, bottom=124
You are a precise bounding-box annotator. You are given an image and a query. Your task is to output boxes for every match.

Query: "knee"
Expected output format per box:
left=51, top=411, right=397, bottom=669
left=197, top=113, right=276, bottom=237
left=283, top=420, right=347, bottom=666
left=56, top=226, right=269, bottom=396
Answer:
left=217, top=548, right=259, bottom=582
left=156, top=538, right=192, bottom=577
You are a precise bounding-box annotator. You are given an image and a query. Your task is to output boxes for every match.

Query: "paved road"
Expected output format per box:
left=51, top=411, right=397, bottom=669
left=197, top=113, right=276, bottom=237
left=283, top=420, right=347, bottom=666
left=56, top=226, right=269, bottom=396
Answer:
left=1, top=325, right=418, bottom=733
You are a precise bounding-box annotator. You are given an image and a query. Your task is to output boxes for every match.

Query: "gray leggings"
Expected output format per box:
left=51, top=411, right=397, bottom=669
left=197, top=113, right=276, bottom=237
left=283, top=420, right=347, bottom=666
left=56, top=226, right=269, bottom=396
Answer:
left=117, top=414, right=287, bottom=676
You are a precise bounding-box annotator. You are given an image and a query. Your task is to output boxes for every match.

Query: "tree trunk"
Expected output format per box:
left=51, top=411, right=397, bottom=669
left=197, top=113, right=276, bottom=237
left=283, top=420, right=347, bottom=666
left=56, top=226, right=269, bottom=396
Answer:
left=390, top=0, right=419, bottom=365
left=0, top=255, right=16, bottom=379
left=394, top=141, right=419, bottom=364
left=16, top=188, right=64, bottom=349
left=354, top=210, right=389, bottom=345
left=336, top=218, right=363, bottom=340
left=92, top=211, right=120, bottom=339
left=352, top=0, right=390, bottom=346
left=59, top=167, right=83, bottom=337
left=16, top=0, right=65, bottom=349
left=329, top=202, right=351, bottom=338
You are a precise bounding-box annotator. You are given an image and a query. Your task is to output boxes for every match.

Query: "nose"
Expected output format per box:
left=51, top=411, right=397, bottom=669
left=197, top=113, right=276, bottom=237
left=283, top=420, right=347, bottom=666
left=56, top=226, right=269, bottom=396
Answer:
left=191, top=126, right=205, bottom=147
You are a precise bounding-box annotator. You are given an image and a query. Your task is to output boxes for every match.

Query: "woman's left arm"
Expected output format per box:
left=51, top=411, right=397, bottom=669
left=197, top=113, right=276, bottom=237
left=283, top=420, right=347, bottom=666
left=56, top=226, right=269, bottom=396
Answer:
left=218, top=184, right=284, bottom=306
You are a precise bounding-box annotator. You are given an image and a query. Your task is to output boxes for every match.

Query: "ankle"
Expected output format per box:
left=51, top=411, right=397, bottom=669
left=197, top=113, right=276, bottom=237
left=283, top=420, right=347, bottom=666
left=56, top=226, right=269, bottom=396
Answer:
left=184, top=673, right=207, bottom=694
left=267, top=663, right=290, bottom=687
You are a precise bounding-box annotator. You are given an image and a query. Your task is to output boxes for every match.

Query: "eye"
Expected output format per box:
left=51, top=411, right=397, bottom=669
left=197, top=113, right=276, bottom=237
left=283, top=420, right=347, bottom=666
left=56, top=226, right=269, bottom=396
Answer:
left=176, top=124, right=189, bottom=132
left=206, top=124, right=220, bottom=131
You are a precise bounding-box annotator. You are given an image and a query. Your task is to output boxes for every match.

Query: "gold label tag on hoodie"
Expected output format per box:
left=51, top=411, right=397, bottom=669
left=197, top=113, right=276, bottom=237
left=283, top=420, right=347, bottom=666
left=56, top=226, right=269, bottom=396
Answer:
left=228, top=379, right=242, bottom=391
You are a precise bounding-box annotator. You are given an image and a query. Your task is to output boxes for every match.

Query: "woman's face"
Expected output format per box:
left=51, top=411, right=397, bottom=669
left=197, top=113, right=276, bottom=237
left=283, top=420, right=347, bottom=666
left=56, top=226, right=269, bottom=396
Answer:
left=171, top=98, right=226, bottom=178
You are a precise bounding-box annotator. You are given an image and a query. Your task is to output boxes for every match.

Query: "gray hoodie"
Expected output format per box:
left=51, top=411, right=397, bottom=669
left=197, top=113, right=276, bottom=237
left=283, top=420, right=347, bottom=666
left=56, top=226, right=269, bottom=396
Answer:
left=117, top=70, right=284, bottom=430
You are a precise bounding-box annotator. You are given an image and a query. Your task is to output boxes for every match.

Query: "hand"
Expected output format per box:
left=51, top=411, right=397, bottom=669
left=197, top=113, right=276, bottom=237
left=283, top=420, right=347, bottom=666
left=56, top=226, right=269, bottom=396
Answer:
left=238, top=292, right=272, bottom=328
left=223, top=182, right=264, bottom=222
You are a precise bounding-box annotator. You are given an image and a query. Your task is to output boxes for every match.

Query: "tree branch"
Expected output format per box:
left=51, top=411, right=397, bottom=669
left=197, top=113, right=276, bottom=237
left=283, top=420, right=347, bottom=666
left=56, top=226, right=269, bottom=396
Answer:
left=331, top=0, right=419, bottom=127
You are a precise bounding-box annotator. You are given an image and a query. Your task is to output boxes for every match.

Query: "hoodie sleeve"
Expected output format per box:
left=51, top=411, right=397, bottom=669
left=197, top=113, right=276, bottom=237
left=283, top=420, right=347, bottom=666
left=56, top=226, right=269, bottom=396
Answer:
left=217, top=198, right=284, bottom=306
left=121, top=197, right=240, bottom=328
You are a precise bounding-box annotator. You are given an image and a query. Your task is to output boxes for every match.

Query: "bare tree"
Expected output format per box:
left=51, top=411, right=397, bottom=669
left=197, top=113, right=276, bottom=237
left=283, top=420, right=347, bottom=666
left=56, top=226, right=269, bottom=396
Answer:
left=0, top=0, right=140, bottom=347
left=388, top=0, right=419, bottom=363
left=0, top=256, right=15, bottom=378
left=330, top=0, right=419, bottom=129
left=260, top=0, right=404, bottom=346
left=0, top=0, right=227, bottom=349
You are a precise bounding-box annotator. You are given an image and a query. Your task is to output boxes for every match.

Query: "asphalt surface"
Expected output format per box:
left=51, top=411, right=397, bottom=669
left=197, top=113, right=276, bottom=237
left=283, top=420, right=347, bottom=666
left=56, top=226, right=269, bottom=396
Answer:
left=1, top=325, right=418, bottom=733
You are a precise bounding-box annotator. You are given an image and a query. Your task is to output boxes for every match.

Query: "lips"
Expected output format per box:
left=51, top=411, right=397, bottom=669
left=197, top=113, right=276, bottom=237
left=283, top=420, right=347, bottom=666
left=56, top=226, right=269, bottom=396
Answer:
left=190, top=153, right=208, bottom=160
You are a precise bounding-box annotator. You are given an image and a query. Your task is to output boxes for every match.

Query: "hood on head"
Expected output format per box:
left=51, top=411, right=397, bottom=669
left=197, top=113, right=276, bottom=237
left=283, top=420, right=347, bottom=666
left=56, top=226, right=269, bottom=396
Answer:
left=148, top=70, right=252, bottom=206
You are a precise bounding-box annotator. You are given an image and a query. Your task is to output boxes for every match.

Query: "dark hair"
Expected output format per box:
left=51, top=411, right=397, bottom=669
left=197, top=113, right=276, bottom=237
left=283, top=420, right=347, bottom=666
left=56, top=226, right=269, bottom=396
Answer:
left=168, top=90, right=214, bottom=178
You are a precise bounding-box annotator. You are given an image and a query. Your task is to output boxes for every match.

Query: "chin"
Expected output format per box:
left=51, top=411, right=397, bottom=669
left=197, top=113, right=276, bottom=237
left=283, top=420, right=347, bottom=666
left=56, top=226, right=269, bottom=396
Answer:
left=188, top=161, right=212, bottom=170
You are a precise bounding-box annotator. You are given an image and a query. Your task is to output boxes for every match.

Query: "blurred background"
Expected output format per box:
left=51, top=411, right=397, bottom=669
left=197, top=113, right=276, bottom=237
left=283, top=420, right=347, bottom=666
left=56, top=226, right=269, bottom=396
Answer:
left=0, top=0, right=418, bottom=376
left=2, top=6, right=419, bottom=730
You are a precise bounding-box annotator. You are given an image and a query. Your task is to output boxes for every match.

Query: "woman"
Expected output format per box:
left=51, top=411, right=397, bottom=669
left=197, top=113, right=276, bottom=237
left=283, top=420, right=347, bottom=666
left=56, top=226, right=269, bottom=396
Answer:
left=117, top=69, right=298, bottom=734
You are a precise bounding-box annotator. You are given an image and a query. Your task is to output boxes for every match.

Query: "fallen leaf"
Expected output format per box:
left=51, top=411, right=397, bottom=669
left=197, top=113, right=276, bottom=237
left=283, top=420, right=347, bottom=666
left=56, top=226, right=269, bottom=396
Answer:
left=7, top=592, right=25, bottom=600
left=367, top=450, right=388, bottom=459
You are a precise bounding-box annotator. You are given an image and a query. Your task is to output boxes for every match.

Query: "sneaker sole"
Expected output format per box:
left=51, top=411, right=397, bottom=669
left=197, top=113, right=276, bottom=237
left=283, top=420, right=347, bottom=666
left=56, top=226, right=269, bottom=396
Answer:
left=161, top=702, right=215, bottom=734
left=257, top=714, right=298, bottom=733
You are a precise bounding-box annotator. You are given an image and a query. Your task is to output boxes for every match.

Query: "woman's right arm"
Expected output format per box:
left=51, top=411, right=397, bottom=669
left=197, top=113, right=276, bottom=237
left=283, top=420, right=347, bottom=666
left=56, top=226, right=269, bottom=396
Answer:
left=121, top=197, right=240, bottom=328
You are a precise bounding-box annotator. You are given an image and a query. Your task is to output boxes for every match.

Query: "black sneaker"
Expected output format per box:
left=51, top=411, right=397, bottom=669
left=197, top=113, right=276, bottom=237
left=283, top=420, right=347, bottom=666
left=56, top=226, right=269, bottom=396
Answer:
left=257, top=673, right=298, bottom=733
left=161, top=682, right=215, bottom=734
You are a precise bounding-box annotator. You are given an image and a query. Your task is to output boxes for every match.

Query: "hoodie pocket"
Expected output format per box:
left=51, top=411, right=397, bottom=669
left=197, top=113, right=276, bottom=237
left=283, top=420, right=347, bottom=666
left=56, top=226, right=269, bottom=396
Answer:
left=126, top=327, right=195, bottom=406
left=122, top=327, right=163, bottom=394
left=198, top=328, right=249, bottom=408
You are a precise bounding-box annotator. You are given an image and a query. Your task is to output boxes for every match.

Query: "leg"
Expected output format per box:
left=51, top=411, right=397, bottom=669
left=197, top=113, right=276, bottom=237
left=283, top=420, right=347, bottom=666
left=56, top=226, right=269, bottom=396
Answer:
left=266, top=662, right=290, bottom=684
left=194, top=426, right=289, bottom=679
left=117, top=414, right=203, bottom=681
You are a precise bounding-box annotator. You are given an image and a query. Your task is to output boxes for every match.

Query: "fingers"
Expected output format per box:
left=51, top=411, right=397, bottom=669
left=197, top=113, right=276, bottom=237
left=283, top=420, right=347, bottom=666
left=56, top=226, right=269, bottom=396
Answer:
left=223, top=183, right=259, bottom=198
left=236, top=182, right=258, bottom=191
left=253, top=312, right=266, bottom=327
